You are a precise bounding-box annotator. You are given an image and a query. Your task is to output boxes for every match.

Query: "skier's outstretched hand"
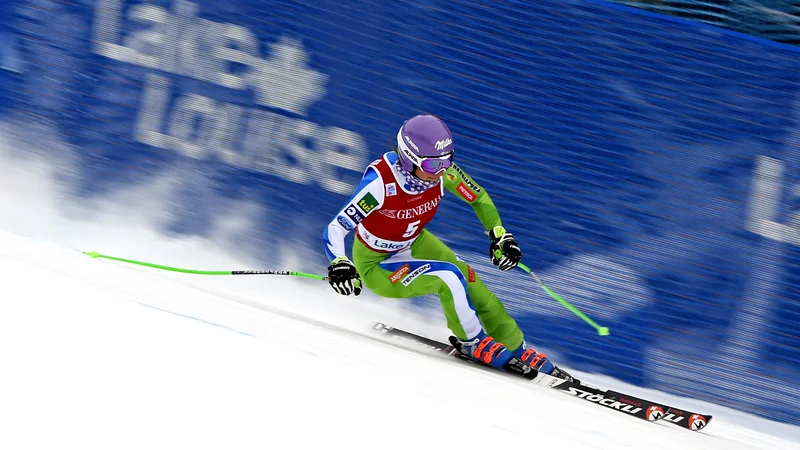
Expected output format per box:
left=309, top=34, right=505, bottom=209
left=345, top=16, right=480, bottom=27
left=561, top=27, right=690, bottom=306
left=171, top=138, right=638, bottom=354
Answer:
left=327, top=256, right=362, bottom=296
left=489, top=225, right=522, bottom=271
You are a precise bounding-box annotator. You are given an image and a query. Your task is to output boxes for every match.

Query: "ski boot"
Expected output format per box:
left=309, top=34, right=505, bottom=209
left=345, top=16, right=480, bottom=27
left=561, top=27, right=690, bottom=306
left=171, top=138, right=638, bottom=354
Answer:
left=513, top=341, right=580, bottom=384
left=450, top=332, right=538, bottom=379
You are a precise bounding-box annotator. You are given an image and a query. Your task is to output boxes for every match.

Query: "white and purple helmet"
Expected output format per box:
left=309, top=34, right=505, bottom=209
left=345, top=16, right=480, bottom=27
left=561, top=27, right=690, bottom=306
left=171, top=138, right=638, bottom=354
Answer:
left=396, top=114, right=454, bottom=175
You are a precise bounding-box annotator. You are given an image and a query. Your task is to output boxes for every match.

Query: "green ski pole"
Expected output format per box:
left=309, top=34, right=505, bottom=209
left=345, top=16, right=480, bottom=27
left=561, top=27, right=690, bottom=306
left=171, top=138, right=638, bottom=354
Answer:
left=83, top=251, right=328, bottom=281
left=485, top=230, right=609, bottom=335
left=516, top=262, right=609, bottom=336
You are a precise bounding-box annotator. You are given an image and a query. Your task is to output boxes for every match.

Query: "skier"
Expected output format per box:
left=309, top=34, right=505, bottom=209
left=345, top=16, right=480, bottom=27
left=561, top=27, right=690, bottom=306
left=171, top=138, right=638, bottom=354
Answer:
left=322, top=114, right=575, bottom=380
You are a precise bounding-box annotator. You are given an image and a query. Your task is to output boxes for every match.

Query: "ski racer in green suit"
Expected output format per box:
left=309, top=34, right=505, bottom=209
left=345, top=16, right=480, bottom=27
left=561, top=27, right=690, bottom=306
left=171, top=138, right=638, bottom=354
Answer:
left=322, top=114, right=575, bottom=380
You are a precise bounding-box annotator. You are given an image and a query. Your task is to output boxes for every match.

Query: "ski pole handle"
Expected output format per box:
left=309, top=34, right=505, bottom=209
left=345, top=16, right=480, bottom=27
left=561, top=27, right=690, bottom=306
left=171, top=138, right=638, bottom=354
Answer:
left=83, top=251, right=328, bottom=281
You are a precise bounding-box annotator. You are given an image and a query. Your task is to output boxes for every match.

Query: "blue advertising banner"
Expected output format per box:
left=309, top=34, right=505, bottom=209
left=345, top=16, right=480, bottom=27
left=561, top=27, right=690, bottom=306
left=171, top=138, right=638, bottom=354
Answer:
left=2, top=0, right=799, bottom=424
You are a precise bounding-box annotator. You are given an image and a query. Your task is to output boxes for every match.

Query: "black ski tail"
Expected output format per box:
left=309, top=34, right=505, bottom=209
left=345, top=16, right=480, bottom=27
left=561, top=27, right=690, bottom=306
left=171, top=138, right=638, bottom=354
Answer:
left=372, top=322, right=537, bottom=378
left=372, top=321, right=459, bottom=355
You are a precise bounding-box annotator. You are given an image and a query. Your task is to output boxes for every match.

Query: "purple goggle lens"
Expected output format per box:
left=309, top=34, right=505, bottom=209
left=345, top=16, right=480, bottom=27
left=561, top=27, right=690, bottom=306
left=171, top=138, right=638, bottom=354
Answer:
left=419, top=153, right=453, bottom=175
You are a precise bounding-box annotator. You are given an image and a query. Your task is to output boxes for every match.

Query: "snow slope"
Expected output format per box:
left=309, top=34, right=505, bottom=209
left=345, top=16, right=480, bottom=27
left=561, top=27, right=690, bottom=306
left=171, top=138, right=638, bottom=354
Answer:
left=1, top=230, right=799, bottom=450
left=1, top=140, right=799, bottom=449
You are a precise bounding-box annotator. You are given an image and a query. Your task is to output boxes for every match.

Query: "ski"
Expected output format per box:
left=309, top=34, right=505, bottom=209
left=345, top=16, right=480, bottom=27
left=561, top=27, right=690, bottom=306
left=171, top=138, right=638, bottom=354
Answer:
left=371, top=322, right=712, bottom=431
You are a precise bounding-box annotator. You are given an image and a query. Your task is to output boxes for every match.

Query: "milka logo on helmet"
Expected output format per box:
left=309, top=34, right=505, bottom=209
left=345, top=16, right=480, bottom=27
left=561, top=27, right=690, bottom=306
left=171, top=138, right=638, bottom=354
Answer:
left=434, top=138, right=452, bottom=151
left=404, top=135, right=419, bottom=152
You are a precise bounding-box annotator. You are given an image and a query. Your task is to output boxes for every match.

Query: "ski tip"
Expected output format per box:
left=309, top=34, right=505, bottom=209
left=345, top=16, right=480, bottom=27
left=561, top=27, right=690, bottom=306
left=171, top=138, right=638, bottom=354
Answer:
left=84, top=250, right=100, bottom=258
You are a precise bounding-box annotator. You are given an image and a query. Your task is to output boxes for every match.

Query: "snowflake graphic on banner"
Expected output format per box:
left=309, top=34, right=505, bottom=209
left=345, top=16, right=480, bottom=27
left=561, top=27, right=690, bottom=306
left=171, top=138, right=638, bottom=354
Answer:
left=250, top=37, right=328, bottom=116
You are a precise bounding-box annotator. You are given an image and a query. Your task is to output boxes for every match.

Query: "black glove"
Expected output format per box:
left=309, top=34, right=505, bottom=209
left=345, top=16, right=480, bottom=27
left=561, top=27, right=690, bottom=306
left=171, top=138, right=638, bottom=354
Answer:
left=327, top=256, right=362, bottom=296
left=489, top=225, right=522, bottom=271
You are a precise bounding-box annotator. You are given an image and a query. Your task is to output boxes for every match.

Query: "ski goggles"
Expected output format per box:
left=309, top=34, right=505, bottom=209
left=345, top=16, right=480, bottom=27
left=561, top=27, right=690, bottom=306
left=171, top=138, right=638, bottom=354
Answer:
left=397, top=130, right=454, bottom=175
left=417, top=152, right=454, bottom=175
